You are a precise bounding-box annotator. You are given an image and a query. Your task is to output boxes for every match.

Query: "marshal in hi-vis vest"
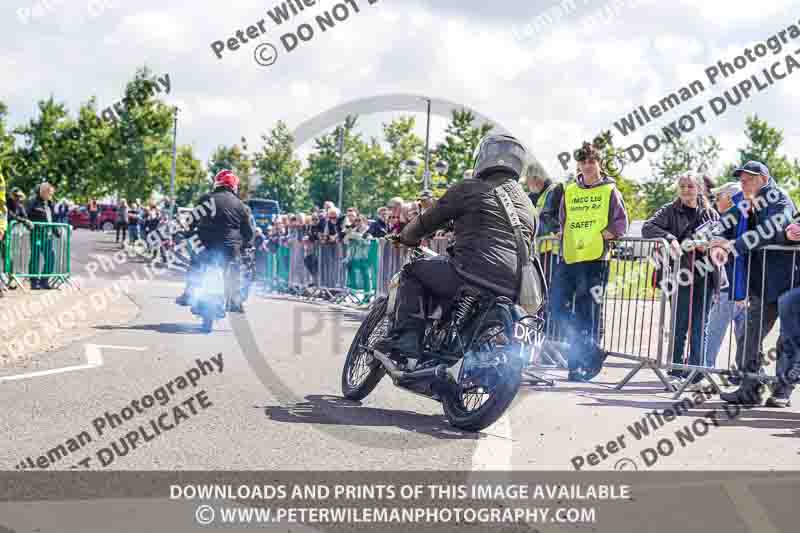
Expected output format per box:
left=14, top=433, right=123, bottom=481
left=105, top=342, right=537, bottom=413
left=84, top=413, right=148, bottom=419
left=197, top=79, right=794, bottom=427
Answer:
left=562, top=182, right=613, bottom=264
left=535, top=182, right=559, bottom=253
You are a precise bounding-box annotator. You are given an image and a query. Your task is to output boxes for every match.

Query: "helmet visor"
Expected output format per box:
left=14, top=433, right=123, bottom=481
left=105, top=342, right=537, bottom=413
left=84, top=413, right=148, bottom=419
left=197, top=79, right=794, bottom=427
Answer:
left=474, top=139, right=527, bottom=164
left=472, top=137, right=529, bottom=178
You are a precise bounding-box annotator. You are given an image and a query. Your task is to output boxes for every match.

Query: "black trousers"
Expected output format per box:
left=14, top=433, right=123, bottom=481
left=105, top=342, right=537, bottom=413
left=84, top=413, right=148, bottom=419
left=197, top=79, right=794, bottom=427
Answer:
left=394, top=256, right=465, bottom=333
left=115, top=221, right=127, bottom=242
left=670, top=282, right=713, bottom=378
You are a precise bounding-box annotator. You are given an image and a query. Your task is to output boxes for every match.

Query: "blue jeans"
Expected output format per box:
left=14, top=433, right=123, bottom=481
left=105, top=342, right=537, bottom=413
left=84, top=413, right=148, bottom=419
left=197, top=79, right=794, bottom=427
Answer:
left=776, top=288, right=800, bottom=397
left=550, top=260, right=608, bottom=371
left=703, top=291, right=745, bottom=368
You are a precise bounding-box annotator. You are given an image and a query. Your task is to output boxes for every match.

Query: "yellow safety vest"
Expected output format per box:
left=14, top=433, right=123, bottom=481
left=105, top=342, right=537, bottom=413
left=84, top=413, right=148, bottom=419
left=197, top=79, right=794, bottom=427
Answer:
left=535, top=183, right=559, bottom=253
left=562, top=182, right=613, bottom=264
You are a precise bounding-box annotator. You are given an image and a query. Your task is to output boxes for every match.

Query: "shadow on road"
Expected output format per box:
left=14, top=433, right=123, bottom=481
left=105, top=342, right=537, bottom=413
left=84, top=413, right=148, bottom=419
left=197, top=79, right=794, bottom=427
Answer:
left=574, top=394, right=800, bottom=432
left=259, top=394, right=481, bottom=441
left=94, top=322, right=219, bottom=335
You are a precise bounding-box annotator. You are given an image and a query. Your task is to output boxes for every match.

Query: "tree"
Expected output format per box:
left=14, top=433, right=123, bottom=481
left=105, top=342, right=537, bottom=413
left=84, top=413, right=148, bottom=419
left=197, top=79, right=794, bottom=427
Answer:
left=731, top=115, right=797, bottom=184
left=304, top=115, right=362, bottom=209
left=379, top=115, right=425, bottom=201
left=0, top=101, right=19, bottom=182
left=104, top=67, right=176, bottom=202
left=434, top=109, right=494, bottom=186
left=174, top=145, right=208, bottom=207
left=254, top=121, right=306, bottom=211
left=727, top=114, right=800, bottom=205
left=9, top=97, right=72, bottom=195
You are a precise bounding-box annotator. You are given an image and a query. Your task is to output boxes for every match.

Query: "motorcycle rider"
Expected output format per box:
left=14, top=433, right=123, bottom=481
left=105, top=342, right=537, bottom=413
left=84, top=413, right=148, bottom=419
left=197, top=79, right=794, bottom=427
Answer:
left=176, top=169, right=254, bottom=313
left=375, top=134, right=538, bottom=356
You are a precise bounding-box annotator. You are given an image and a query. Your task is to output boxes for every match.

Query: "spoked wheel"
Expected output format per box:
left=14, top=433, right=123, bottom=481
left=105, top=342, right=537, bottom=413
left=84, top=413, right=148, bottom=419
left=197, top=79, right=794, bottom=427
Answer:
left=442, top=312, right=523, bottom=432
left=341, top=297, right=389, bottom=401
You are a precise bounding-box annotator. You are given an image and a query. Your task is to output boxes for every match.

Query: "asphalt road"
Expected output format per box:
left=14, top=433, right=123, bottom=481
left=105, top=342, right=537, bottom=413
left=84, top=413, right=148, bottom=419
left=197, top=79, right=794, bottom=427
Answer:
left=1, top=230, right=799, bottom=471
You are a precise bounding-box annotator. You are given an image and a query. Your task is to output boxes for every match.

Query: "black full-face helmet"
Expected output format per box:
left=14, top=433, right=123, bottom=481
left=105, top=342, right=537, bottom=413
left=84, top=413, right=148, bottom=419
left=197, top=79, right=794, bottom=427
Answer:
left=471, top=134, right=529, bottom=180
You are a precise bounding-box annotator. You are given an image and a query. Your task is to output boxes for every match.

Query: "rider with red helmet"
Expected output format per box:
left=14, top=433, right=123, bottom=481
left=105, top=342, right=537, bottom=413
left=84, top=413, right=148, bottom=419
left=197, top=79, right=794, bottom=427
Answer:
left=176, top=169, right=255, bottom=313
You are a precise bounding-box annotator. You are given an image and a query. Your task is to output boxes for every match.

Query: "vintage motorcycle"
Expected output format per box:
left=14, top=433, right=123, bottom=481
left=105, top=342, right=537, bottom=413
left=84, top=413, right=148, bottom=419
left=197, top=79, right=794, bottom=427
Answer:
left=189, top=248, right=254, bottom=333
left=190, top=258, right=227, bottom=333
left=340, top=243, right=544, bottom=432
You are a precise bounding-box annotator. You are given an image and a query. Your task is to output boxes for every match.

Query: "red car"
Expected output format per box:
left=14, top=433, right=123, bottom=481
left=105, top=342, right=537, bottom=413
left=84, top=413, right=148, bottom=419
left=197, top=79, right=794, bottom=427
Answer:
left=69, top=204, right=117, bottom=230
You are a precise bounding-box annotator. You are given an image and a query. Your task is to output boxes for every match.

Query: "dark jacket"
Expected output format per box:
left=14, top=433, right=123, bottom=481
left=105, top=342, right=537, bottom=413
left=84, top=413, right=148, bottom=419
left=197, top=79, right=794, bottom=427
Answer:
left=26, top=194, right=54, bottom=224
left=367, top=218, right=388, bottom=238
left=714, top=178, right=799, bottom=303
left=400, top=171, right=536, bottom=297
left=6, top=197, right=29, bottom=224
left=197, top=187, right=255, bottom=250
left=642, top=198, right=720, bottom=285
left=529, top=180, right=564, bottom=237
left=320, top=216, right=343, bottom=242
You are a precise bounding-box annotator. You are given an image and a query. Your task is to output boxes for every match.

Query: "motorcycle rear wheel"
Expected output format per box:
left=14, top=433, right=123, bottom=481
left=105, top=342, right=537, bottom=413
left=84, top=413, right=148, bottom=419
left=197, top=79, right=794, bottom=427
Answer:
left=442, top=315, right=523, bottom=432
left=341, top=297, right=389, bottom=401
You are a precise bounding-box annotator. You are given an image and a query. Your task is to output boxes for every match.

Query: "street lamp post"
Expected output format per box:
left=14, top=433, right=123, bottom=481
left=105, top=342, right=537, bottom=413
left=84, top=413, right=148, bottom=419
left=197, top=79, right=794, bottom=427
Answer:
left=337, top=127, right=345, bottom=209
left=422, top=98, right=432, bottom=191
left=168, top=106, right=179, bottom=223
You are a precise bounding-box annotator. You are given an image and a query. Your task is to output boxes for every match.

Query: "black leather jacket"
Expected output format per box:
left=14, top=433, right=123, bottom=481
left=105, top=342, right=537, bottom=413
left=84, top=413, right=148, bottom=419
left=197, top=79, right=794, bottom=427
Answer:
left=400, top=171, right=536, bottom=297
left=197, top=187, right=254, bottom=250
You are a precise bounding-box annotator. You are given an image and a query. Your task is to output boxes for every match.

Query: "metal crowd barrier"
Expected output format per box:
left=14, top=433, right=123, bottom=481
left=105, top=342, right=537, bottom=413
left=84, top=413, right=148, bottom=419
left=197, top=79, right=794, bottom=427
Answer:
left=260, top=233, right=800, bottom=397
left=534, top=236, right=674, bottom=388
left=3, top=220, right=73, bottom=289
left=263, top=238, right=382, bottom=304
left=662, top=243, right=800, bottom=398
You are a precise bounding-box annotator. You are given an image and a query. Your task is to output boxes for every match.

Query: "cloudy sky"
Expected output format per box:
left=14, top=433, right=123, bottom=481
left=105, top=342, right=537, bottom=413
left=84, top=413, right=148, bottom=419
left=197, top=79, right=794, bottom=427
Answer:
left=3, top=0, right=800, bottom=182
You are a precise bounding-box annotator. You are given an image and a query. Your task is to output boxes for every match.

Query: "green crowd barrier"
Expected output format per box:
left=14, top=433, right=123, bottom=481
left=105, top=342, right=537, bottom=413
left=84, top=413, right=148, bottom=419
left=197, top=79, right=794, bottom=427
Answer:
left=276, top=245, right=291, bottom=288
left=3, top=220, right=73, bottom=289
left=264, top=251, right=277, bottom=290
left=345, top=238, right=379, bottom=301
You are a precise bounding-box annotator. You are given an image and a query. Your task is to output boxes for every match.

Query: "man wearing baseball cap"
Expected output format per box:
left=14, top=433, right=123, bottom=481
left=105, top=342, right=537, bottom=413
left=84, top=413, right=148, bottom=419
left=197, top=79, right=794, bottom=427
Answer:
left=418, top=190, right=434, bottom=212
left=710, top=160, right=800, bottom=406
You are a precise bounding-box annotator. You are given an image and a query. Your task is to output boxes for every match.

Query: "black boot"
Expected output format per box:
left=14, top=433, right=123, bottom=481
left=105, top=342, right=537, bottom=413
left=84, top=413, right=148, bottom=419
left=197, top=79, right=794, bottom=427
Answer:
left=373, top=331, right=421, bottom=357
left=373, top=318, right=424, bottom=357
left=720, top=379, right=764, bottom=406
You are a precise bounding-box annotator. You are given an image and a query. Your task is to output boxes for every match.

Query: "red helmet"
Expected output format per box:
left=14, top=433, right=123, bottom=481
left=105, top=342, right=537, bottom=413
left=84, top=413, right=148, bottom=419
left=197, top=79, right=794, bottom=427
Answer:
left=213, top=169, right=240, bottom=191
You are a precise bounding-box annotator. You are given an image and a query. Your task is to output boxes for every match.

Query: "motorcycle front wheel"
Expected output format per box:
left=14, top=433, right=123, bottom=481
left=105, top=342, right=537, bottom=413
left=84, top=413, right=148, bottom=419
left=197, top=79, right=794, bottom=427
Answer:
left=442, top=312, right=523, bottom=432
left=341, top=297, right=389, bottom=401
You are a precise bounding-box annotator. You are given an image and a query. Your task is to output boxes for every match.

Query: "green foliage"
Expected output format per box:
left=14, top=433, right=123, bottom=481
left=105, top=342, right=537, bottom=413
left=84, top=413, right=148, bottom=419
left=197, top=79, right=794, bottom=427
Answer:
left=3, top=67, right=181, bottom=204
left=729, top=115, right=797, bottom=185
left=434, top=109, right=494, bottom=186
left=254, top=121, right=306, bottom=211
left=174, top=146, right=209, bottom=207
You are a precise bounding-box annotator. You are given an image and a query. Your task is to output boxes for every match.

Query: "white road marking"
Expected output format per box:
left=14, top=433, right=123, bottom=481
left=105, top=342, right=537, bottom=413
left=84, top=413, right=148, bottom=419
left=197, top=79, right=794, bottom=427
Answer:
left=469, top=413, right=514, bottom=471
left=0, top=344, right=146, bottom=383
